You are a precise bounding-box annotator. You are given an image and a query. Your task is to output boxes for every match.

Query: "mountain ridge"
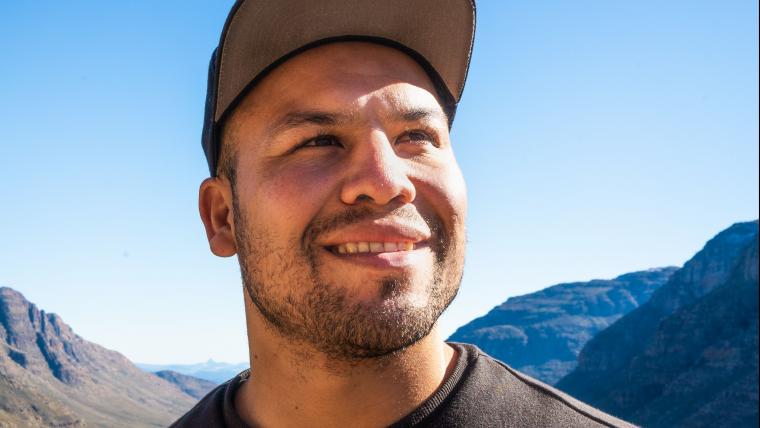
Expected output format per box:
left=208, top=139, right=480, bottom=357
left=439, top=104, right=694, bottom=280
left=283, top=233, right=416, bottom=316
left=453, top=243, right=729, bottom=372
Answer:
left=154, top=370, right=217, bottom=400
left=448, top=267, right=677, bottom=384
left=0, top=286, right=196, bottom=427
left=137, top=360, right=248, bottom=384
left=557, top=220, right=759, bottom=427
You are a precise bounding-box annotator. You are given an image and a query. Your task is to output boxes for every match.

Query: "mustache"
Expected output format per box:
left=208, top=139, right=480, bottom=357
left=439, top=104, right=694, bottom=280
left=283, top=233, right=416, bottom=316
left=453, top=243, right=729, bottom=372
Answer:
left=301, top=205, right=444, bottom=252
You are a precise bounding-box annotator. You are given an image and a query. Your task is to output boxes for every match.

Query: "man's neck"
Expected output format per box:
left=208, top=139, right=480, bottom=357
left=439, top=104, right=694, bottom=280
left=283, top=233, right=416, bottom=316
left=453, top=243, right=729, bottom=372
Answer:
left=235, top=299, right=458, bottom=428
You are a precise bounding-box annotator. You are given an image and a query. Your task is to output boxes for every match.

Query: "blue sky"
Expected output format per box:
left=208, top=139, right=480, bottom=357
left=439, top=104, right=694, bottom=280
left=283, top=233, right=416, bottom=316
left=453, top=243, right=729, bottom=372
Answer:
left=1, top=1, right=757, bottom=364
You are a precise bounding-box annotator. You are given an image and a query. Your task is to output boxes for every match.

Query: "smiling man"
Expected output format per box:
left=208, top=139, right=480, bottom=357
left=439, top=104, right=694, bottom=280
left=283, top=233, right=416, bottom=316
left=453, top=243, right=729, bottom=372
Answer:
left=173, top=1, right=633, bottom=427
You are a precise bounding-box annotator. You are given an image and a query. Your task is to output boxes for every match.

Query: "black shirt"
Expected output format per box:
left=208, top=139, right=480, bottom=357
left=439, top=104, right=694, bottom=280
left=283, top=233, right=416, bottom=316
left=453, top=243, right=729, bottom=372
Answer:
left=170, top=343, right=634, bottom=427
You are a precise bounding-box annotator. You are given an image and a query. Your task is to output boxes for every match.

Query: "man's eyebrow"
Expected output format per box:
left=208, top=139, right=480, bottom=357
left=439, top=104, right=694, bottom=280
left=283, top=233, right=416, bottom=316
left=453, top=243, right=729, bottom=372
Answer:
left=268, top=110, right=350, bottom=136
left=394, top=107, right=448, bottom=124
left=267, top=107, right=447, bottom=137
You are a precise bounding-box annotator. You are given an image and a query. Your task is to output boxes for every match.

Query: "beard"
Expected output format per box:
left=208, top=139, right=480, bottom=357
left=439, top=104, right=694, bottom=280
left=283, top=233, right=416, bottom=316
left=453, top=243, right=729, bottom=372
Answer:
left=232, top=191, right=465, bottom=361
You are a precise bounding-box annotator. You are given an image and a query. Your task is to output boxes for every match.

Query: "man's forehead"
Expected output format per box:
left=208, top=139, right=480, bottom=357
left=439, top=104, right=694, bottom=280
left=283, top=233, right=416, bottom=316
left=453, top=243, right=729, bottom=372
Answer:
left=233, top=42, right=448, bottom=131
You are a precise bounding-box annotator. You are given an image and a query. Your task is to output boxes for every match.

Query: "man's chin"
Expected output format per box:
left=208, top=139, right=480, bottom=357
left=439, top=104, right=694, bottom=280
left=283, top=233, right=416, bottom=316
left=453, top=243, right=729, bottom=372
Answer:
left=316, top=304, right=438, bottom=360
left=299, top=280, right=449, bottom=361
left=336, top=327, right=432, bottom=360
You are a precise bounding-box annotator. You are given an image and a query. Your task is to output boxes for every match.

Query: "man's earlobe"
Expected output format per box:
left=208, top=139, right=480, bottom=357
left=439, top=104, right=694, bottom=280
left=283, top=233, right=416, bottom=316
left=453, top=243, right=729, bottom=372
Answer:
left=199, top=177, right=237, bottom=257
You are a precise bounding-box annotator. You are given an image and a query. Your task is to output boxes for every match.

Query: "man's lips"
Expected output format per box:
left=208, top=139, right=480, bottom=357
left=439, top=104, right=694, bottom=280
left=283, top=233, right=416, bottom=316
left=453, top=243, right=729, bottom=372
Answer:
left=321, top=240, right=432, bottom=269
left=316, top=220, right=431, bottom=249
left=314, top=221, right=431, bottom=269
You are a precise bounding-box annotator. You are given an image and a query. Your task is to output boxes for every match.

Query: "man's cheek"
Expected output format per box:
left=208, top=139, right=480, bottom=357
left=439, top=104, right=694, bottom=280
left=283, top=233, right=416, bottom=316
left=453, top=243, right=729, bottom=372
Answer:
left=443, top=165, right=467, bottom=216
left=422, top=165, right=468, bottom=227
left=266, top=161, right=336, bottom=197
left=258, top=174, right=327, bottom=219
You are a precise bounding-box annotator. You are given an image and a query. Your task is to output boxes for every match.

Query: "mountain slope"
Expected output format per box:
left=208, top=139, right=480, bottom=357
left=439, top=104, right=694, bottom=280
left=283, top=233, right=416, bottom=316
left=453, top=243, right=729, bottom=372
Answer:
left=448, top=267, right=676, bottom=384
left=0, top=287, right=196, bottom=427
left=557, top=220, right=759, bottom=427
left=138, top=360, right=248, bottom=384
left=154, top=370, right=217, bottom=400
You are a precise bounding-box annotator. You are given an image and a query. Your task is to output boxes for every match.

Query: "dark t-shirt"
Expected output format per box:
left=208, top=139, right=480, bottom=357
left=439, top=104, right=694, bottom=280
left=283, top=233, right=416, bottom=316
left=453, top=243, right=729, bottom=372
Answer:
left=170, top=343, right=635, bottom=427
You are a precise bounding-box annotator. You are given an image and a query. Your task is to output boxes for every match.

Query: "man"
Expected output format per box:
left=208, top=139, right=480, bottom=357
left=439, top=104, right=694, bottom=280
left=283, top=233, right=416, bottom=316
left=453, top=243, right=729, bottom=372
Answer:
left=173, top=1, right=633, bottom=426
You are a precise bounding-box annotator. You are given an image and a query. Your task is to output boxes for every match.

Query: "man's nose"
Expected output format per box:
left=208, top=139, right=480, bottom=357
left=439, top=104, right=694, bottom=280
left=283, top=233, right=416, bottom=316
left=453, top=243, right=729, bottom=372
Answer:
left=340, top=131, right=416, bottom=206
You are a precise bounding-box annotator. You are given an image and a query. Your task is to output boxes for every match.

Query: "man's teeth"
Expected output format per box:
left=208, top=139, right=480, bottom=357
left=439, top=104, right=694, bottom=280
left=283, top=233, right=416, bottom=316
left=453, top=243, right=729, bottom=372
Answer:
left=335, top=242, right=415, bottom=254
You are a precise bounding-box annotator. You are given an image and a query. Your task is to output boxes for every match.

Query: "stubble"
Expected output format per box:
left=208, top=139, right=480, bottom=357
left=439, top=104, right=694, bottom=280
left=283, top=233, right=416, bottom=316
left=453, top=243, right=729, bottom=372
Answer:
left=232, top=184, right=464, bottom=362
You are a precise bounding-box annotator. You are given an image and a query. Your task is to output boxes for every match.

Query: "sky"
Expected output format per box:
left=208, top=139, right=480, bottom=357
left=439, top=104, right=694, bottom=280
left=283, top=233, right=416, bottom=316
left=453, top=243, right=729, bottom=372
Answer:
left=1, top=0, right=757, bottom=365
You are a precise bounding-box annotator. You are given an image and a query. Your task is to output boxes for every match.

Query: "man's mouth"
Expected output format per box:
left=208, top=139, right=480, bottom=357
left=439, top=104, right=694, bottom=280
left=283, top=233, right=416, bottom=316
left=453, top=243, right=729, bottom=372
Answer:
left=327, top=241, right=416, bottom=255
left=322, top=240, right=430, bottom=270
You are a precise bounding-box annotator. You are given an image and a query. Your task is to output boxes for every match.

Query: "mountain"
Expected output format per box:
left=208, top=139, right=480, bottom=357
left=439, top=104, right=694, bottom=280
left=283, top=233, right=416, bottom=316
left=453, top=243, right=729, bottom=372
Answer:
left=0, top=287, right=196, bottom=427
left=138, top=359, right=248, bottom=384
left=154, top=370, right=217, bottom=400
left=557, top=221, right=759, bottom=427
left=448, top=267, right=676, bottom=384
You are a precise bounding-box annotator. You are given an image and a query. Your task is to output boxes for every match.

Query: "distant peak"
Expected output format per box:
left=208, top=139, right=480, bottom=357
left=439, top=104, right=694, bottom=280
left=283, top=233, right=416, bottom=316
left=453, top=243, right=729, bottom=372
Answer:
left=647, top=266, right=679, bottom=272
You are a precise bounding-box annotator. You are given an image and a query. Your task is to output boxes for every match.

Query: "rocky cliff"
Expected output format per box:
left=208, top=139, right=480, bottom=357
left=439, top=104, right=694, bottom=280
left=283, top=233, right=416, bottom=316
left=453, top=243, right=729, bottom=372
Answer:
left=557, top=221, right=759, bottom=427
left=0, top=287, right=196, bottom=427
left=448, top=267, right=676, bottom=384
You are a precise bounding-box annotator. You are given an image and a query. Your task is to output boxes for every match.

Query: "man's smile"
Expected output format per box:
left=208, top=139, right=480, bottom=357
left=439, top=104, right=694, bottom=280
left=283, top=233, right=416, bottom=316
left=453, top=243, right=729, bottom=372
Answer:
left=323, top=240, right=433, bottom=270
left=314, top=217, right=435, bottom=269
left=332, top=241, right=415, bottom=254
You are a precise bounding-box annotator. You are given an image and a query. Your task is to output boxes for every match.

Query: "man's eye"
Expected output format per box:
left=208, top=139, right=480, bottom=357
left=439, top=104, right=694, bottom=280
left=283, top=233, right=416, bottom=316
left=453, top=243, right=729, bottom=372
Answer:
left=301, top=134, right=341, bottom=148
left=398, top=130, right=436, bottom=146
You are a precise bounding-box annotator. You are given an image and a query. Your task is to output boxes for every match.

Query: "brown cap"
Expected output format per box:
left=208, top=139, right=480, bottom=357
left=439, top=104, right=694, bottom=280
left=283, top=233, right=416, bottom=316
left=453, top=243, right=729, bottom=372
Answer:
left=202, top=0, right=477, bottom=176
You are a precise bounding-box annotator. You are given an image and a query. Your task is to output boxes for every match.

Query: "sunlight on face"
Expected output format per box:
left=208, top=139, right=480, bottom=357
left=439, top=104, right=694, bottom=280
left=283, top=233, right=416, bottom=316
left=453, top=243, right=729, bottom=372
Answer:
left=227, top=42, right=468, bottom=359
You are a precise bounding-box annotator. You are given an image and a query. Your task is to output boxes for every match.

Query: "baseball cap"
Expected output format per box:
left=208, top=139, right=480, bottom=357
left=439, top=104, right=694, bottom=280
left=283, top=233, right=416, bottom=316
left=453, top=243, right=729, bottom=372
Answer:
left=202, top=0, right=477, bottom=176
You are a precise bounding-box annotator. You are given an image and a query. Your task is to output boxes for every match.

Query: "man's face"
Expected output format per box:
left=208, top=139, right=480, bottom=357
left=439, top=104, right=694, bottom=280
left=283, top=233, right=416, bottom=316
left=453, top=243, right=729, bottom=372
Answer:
left=223, top=42, right=467, bottom=360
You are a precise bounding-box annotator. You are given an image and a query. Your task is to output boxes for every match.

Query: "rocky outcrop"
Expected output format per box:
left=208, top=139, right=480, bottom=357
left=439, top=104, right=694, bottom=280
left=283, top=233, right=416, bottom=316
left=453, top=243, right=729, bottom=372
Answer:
left=557, top=221, right=759, bottom=427
left=448, top=267, right=676, bottom=384
left=0, top=287, right=196, bottom=427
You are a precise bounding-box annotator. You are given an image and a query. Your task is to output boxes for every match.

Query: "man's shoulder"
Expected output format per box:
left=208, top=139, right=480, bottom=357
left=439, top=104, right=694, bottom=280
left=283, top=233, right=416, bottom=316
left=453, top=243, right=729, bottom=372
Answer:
left=428, top=343, right=636, bottom=428
left=169, top=369, right=249, bottom=428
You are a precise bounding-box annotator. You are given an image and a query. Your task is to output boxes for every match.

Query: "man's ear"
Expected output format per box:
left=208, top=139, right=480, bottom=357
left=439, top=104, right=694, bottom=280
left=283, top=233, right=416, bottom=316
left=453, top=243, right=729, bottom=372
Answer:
left=199, top=177, right=237, bottom=257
